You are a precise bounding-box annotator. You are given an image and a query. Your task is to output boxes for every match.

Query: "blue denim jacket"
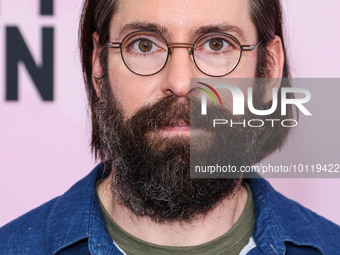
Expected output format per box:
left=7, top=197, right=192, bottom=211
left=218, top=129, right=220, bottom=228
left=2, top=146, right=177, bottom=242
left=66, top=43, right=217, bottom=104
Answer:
left=1, top=164, right=340, bottom=254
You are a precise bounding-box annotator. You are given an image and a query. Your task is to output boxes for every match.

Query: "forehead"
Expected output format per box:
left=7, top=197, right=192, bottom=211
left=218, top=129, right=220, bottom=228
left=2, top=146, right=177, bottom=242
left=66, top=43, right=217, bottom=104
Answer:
left=110, top=0, right=256, bottom=41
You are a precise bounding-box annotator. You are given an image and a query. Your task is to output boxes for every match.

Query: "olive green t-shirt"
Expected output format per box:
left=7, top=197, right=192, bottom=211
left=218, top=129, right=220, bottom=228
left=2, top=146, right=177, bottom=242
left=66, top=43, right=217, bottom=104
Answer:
left=98, top=183, right=254, bottom=255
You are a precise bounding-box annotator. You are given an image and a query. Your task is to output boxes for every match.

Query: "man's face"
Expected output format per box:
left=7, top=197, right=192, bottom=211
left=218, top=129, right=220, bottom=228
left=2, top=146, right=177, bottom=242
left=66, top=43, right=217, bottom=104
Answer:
left=94, top=0, right=265, bottom=222
left=107, top=0, right=258, bottom=120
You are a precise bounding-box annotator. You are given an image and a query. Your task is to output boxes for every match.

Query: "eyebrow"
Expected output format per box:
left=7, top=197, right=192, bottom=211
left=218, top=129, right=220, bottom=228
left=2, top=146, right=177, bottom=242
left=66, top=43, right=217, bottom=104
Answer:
left=118, top=22, right=169, bottom=38
left=117, top=22, right=247, bottom=42
left=194, top=24, right=247, bottom=42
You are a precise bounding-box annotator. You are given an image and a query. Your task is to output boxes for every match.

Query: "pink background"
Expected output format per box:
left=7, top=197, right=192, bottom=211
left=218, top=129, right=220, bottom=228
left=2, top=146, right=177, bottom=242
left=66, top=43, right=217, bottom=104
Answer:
left=1, top=0, right=340, bottom=227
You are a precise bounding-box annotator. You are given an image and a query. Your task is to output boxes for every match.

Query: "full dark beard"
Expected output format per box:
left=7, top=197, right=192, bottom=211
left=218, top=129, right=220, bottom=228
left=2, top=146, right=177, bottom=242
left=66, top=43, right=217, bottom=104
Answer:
left=94, top=79, right=265, bottom=223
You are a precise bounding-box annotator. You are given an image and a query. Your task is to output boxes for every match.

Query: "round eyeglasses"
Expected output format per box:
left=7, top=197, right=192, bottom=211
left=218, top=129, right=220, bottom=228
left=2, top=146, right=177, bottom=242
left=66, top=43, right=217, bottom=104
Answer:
left=107, top=31, right=261, bottom=77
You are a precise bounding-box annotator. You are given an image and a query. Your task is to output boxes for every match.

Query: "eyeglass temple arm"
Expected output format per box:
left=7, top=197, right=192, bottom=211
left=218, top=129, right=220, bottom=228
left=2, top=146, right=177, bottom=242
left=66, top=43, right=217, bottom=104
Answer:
left=107, top=42, right=121, bottom=48
left=241, top=41, right=262, bottom=51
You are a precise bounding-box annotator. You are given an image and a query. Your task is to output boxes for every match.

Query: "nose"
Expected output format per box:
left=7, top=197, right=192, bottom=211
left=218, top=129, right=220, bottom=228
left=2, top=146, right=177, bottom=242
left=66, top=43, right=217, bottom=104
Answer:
left=160, top=47, right=196, bottom=97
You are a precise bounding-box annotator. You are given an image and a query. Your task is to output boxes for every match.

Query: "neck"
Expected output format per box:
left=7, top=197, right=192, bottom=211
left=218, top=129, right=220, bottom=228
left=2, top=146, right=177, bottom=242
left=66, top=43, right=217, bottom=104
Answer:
left=97, top=175, right=248, bottom=246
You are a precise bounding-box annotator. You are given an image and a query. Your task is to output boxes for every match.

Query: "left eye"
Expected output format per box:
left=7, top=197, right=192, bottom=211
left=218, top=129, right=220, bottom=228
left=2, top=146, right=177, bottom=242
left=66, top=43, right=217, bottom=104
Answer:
left=136, top=40, right=154, bottom=52
left=203, top=38, right=230, bottom=51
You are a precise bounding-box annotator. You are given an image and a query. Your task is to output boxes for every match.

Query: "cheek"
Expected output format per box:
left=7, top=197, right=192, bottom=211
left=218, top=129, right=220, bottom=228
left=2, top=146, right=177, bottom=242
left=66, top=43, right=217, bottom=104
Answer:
left=107, top=57, right=161, bottom=118
left=216, top=54, right=258, bottom=111
left=108, top=74, right=146, bottom=117
left=230, top=54, right=258, bottom=79
left=227, top=54, right=258, bottom=92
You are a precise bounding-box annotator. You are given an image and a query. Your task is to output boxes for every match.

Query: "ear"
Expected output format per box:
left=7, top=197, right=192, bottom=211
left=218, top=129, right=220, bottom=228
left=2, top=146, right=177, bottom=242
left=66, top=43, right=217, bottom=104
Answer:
left=92, top=32, right=104, bottom=98
left=263, top=35, right=285, bottom=103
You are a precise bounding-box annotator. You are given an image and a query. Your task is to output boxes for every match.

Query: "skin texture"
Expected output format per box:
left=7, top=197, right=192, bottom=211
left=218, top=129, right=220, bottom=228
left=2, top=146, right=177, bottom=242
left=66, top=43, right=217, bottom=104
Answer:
left=93, top=0, right=284, bottom=246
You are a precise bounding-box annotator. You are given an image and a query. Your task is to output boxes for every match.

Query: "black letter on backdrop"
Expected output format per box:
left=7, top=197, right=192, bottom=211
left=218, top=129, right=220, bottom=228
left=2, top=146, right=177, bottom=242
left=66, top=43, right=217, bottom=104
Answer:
left=6, top=27, right=54, bottom=101
left=40, top=0, right=54, bottom=15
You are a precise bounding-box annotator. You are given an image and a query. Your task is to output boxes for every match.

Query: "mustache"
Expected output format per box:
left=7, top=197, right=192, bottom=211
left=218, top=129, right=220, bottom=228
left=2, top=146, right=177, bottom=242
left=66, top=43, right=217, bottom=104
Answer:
left=128, top=95, right=189, bottom=129
left=125, top=94, right=236, bottom=134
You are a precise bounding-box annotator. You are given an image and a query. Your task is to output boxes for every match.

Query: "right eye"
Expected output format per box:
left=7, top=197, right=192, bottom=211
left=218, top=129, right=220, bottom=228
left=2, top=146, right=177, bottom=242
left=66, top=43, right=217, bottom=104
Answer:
left=125, top=37, right=164, bottom=56
left=135, top=39, right=154, bottom=52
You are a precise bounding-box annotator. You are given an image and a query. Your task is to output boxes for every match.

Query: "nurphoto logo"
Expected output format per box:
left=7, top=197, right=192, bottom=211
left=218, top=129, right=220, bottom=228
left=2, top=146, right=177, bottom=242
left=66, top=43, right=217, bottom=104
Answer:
left=196, top=80, right=312, bottom=128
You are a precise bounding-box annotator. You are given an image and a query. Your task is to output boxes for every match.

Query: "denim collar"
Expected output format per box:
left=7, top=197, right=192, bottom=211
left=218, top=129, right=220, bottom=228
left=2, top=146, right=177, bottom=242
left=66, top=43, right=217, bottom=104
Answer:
left=248, top=177, right=324, bottom=254
left=45, top=164, right=120, bottom=254
left=45, top=164, right=324, bottom=254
